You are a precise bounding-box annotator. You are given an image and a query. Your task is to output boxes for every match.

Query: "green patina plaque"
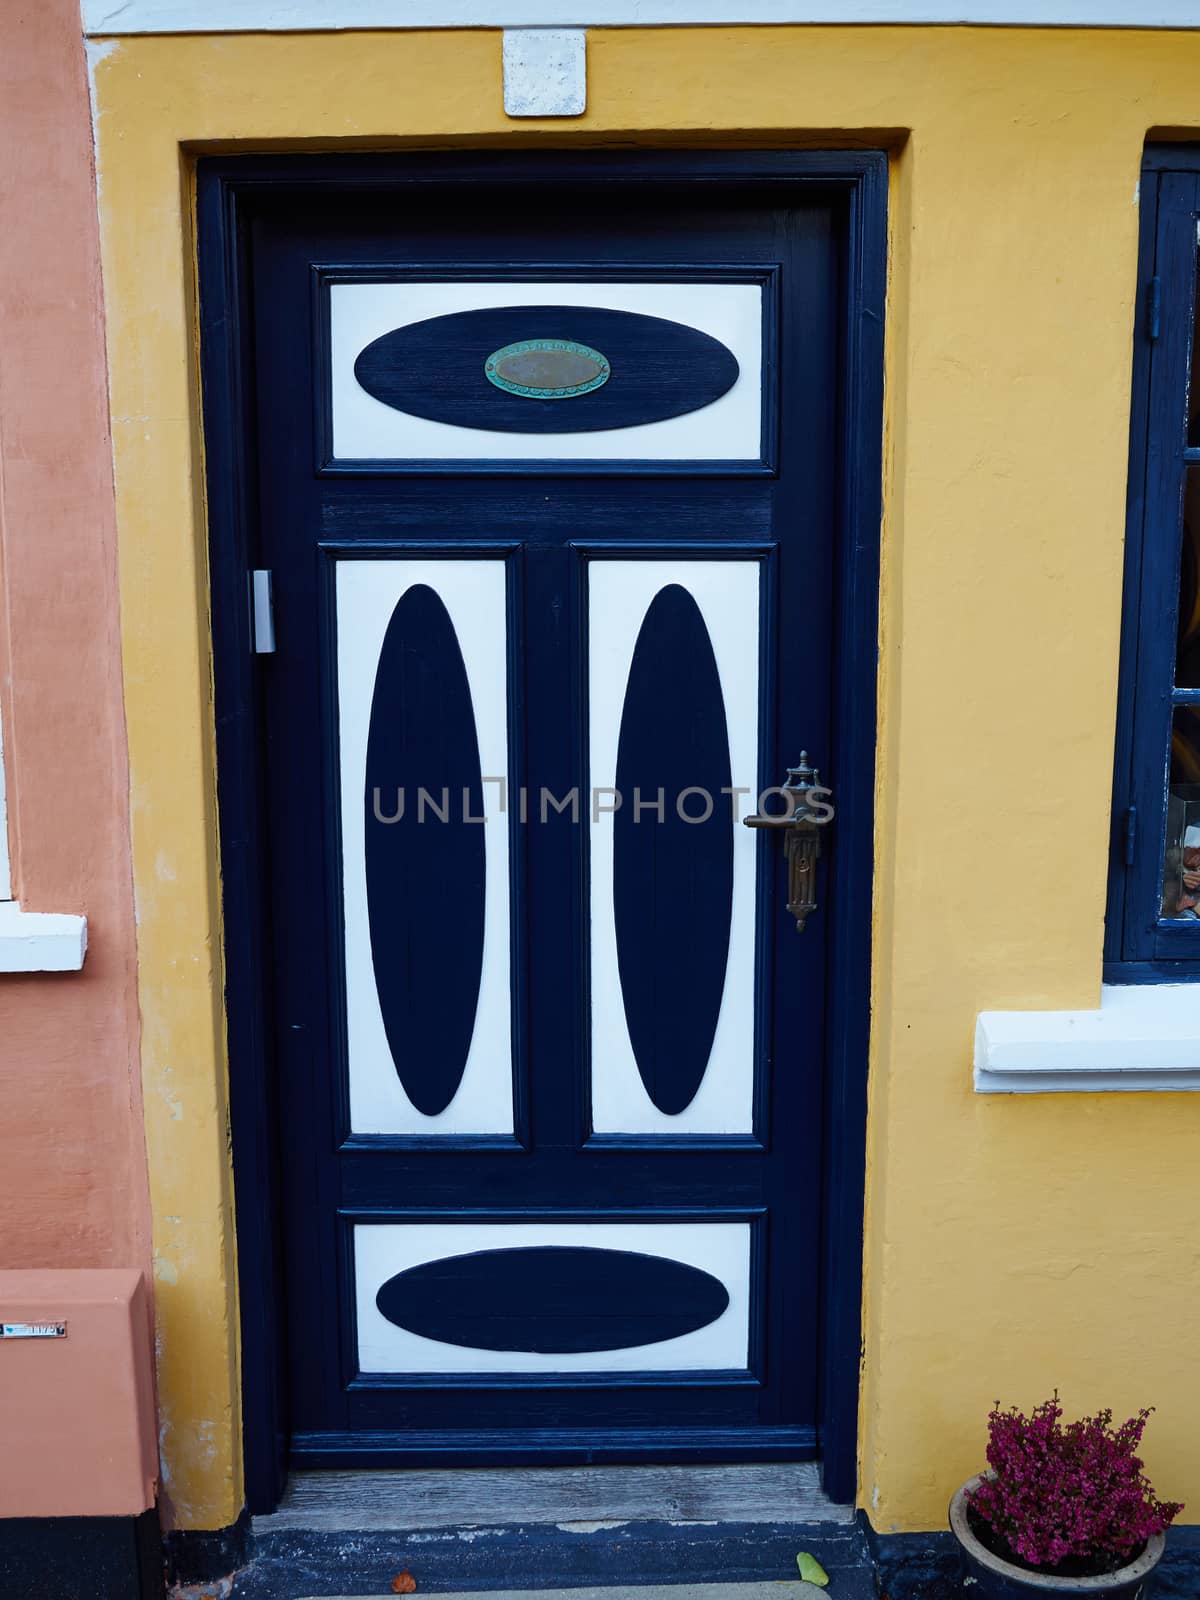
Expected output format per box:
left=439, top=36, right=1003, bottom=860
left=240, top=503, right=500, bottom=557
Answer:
left=484, top=338, right=611, bottom=399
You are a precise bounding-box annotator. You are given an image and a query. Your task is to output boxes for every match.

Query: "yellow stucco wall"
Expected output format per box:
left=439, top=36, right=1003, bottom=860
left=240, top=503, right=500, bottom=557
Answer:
left=90, top=25, right=1200, bottom=1534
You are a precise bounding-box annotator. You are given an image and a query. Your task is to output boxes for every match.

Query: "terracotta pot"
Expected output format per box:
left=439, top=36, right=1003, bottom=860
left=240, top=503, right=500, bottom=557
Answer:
left=949, top=1475, right=1167, bottom=1599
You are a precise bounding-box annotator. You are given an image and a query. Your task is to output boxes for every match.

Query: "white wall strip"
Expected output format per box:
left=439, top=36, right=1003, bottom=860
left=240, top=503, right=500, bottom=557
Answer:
left=975, top=983, right=1200, bottom=1093
left=81, top=3, right=1200, bottom=34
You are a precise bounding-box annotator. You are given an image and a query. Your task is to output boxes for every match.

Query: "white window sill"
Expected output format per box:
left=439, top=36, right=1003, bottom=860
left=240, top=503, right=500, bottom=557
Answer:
left=975, top=982, right=1200, bottom=1093
left=0, top=903, right=88, bottom=973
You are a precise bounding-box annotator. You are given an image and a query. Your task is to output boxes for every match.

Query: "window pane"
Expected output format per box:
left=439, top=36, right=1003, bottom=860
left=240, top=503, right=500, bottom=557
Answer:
left=1161, top=706, right=1200, bottom=918
left=1177, top=470, right=1200, bottom=687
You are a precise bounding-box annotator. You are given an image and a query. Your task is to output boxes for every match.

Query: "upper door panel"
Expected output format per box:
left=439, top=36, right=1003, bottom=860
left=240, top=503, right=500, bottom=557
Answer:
left=322, top=271, right=777, bottom=471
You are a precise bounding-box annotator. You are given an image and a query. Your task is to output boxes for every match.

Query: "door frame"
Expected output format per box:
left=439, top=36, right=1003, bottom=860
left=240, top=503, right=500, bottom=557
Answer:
left=195, top=148, right=887, bottom=1515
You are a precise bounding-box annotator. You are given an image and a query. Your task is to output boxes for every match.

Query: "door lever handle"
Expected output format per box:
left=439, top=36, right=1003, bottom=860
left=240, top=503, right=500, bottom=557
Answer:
left=743, top=753, right=833, bottom=933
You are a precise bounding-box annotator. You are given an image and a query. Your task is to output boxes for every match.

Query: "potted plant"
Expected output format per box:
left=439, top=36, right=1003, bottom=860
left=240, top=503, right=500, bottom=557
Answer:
left=949, top=1395, right=1182, bottom=1597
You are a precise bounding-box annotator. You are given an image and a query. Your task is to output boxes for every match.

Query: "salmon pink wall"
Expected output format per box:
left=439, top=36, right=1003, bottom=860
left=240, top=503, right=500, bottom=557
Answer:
left=0, top=4, right=150, bottom=1273
left=0, top=1270, right=157, bottom=1517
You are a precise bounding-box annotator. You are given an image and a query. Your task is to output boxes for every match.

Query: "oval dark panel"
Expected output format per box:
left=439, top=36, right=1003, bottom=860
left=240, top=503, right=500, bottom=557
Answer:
left=376, top=1245, right=730, bottom=1353
left=353, top=305, right=740, bottom=435
left=614, top=585, right=734, bottom=1115
left=364, top=583, right=485, bottom=1116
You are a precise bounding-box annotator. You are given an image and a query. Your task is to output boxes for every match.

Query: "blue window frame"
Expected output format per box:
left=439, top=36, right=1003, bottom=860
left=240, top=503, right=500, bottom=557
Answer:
left=1108, top=150, right=1200, bottom=980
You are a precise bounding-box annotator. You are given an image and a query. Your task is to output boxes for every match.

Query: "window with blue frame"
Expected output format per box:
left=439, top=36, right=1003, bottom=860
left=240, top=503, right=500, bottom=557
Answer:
left=1108, top=153, right=1200, bottom=977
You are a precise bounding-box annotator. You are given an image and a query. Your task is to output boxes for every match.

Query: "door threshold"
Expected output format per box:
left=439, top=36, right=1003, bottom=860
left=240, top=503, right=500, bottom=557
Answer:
left=253, top=1463, right=852, bottom=1535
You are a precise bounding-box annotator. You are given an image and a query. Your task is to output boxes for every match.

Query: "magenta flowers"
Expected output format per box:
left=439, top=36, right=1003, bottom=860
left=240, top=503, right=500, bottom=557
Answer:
left=967, top=1395, right=1183, bottom=1573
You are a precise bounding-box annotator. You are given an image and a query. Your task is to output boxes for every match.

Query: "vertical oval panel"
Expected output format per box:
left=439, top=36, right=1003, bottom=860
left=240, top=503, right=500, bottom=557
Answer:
left=364, top=584, right=485, bottom=1115
left=613, top=585, right=734, bottom=1115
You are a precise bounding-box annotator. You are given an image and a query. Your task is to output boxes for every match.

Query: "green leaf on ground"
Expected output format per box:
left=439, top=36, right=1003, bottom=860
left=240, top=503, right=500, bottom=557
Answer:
left=796, top=1551, right=830, bottom=1588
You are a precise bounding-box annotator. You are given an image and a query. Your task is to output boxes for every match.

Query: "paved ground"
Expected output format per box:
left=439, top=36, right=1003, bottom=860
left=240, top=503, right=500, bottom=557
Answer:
left=175, top=1521, right=1200, bottom=1599
left=296, top=1588, right=834, bottom=1600
left=167, top=1463, right=1200, bottom=1600
left=190, top=1466, right=875, bottom=1600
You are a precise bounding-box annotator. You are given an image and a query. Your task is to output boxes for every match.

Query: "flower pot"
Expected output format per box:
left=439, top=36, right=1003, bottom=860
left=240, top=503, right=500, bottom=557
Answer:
left=950, top=1475, right=1167, bottom=1598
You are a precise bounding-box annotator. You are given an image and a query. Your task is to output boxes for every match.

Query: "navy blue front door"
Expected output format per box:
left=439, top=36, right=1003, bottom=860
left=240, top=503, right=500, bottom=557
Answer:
left=250, top=174, right=843, bottom=1466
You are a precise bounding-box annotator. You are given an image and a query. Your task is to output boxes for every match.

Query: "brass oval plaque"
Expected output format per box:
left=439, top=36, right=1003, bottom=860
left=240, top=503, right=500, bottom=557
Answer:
left=484, top=338, right=611, bottom=399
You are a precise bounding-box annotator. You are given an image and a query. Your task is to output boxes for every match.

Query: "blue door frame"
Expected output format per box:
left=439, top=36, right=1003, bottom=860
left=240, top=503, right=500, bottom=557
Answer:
left=196, top=150, right=886, bottom=1515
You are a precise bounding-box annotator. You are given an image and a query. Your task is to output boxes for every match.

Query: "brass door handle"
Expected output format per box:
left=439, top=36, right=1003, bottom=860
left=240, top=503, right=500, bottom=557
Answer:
left=742, top=753, right=833, bottom=933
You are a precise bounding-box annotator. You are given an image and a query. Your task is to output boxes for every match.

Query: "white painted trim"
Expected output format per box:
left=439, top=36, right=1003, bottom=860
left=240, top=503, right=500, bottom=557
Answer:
left=975, top=983, right=1200, bottom=1093
left=0, top=903, right=88, bottom=973
left=80, top=2, right=1200, bottom=33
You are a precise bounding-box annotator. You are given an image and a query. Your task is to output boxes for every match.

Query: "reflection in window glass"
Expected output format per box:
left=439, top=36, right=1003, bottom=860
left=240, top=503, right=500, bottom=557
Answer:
left=1178, top=471, right=1200, bottom=688
left=1162, top=707, right=1200, bottom=918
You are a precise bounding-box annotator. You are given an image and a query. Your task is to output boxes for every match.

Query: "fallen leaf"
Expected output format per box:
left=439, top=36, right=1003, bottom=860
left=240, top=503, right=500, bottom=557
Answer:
left=796, top=1551, right=830, bottom=1588
left=392, top=1572, right=417, bottom=1594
